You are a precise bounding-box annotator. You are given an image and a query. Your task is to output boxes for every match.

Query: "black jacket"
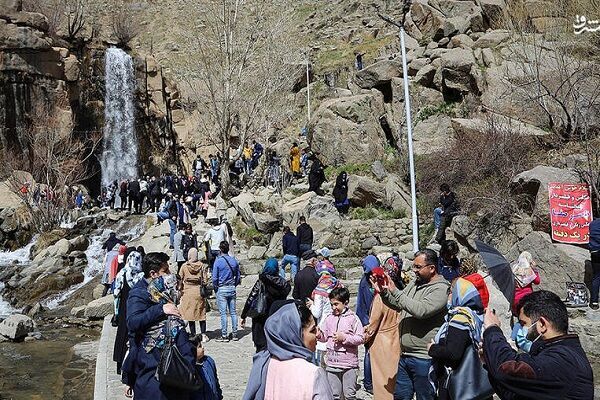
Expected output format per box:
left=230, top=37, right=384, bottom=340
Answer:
left=241, top=274, right=291, bottom=351
left=439, top=192, right=458, bottom=215
left=292, top=266, right=319, bottom=301
left=483, top=325, right=593, bottom=400
left=282, top=232, right=299, bottom=257
left=296, top=223, right=313, bottom=247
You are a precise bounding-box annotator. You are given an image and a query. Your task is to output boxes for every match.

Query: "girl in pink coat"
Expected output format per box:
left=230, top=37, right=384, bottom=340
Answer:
left=317, top=287, right=364, bottom=400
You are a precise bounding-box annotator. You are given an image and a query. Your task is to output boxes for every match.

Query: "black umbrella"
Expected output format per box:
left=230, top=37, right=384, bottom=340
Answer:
left=474, top=240, right=515, bottom=307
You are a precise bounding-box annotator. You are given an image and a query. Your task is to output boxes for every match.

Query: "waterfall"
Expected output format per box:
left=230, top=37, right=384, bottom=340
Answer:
left=100, top=47, right=138, bottom=187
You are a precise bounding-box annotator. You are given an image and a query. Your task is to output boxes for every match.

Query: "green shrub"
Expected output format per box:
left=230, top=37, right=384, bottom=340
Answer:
left=416, top=102, right=457, bottom=123
left=350, top=205, right=407, bottom=220
left=325, top=163, right=371, bottom=180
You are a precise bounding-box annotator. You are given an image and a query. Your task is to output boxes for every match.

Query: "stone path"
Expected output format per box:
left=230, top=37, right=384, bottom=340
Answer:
left=95, top=309, right=371, bottom=399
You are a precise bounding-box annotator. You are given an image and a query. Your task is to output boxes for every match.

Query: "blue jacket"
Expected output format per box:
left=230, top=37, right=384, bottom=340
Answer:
left=589, top=219, right=600, bottom=252
left=483, top=325, right=593, bottom=400
left=125, top=279, right=196, bottom=400
left=437, top=257, right=461, bottom=282
left=356, top=275, right=374, bottom=326
left=212, top=254, right=241, bottom=289
left=192, top=356, right=223, bottom=400
left=282, top=232, right=299, bottom=257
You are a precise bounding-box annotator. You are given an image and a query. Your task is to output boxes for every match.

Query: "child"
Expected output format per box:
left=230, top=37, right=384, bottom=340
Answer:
left=190, top=336, right=223, bottom=400
left=317, top=287, right=364, bottom=400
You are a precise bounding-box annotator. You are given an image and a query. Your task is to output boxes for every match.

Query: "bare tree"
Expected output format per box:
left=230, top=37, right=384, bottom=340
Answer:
left=111, top=3, right=140, bottom=47
left=66, top=0, right=87, bottom=40
left=176, top=0, right=302, bottom=197
left=2, top=100, right=101, bottom=233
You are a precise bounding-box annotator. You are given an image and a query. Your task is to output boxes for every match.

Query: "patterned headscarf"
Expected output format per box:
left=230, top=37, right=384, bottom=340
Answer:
left=434, top=278, right=484, bottom=345
left=313, top=260, right=340, bottom=297
left=148, top=274, right=179, bottom=305
left=113, top=251, right=143, bottom=297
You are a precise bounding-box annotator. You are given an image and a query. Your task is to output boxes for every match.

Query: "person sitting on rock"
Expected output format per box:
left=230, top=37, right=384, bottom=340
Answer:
left=433, top=183, right=459, bottom=244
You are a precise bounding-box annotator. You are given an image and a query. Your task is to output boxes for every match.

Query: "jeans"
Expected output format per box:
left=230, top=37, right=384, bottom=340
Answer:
left=434, top=207, right=443, bottom=229
left=394, top=356, right=435, bottom=400
left=279, top=254, right=299, bottom=281
left=167, top=218, right=176, bottom=247
left=299, top=243, right=311, bottom=257
left=591, top=252, right=600, bottom=303
left=363, top=350, right=373, bottom=392
left=216, top=285, right=237, bottom=338
left=157, top=211, right=169, bottom=222
left=245, top=159, right=252, bottom=175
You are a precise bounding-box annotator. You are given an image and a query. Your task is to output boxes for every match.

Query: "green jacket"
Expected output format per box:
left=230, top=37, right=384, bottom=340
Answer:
left=381, top=275, right=450, bottom=359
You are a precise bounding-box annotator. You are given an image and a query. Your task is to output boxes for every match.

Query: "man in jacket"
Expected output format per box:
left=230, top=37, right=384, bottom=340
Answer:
left=296, top=216, right=313, bottom=255
left=280, top=226, right=300, bottom=282
left=212, top=241, right=241, bottom=342
left=434, top=183, right=459, bottom=244
left=293, top=250, right=320, bottom=301
left=483, top=290, right=593, bottom=400
left=374, top=249, right=450, bottom=400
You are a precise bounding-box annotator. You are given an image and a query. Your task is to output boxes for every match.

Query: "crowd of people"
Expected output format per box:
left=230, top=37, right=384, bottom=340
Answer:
left=99, top=203, right=595, bottom=400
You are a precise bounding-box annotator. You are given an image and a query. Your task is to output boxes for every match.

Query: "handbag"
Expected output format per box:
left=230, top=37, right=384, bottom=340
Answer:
left=155, top=318, right=204, bottom=391
left=246, top=280, right=268, bottom=319
left=200, top=283, right=214, bottom=299
left=444, top=341, right=494, bottom=400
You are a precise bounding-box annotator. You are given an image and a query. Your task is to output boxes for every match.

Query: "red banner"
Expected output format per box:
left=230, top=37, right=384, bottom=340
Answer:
left=548, top=182, right=592, bottom=244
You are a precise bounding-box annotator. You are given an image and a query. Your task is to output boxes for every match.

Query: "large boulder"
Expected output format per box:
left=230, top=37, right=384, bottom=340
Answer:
left=308, top=92, right=388, bottom=166
left=384, top=175, right=412, bottom=213
left=506, top=232, right=588, bottom=296
left=281, top=192, right=340, bottom=232
left=436, top=48, right=480, bottom=96
left=0, top=314, right=34, bottom=341
left=354, top=60, right=402, bottom=89
left=247, top=246, right=267, bottom=260
left=407, top=0, right=484, bottom=41
left=347, top=175, right=386, bottom=208
left=413, top=115, right=455, bottom=155
left=230, top=191, right=257, bottom=228
left=253, top=213, right=281, bottom=234
left=83, top=296, right=114, bottom=320
left=510, top=166, right=580, bottom=231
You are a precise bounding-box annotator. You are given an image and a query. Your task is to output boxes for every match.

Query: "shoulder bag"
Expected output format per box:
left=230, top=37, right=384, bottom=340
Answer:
left=155, top=317, right=204, bottom=391
left=246, top=279, right=268, bottom=319
left=221, top=255, right=241, bottom=285
left=444, top=340, right=494, bottom=400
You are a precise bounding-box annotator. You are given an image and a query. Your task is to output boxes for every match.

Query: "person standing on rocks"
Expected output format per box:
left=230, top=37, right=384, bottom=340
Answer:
left=296, top=216, right=314, bottom=256
left=139, top=177, right=149, bottom=211
left=293, top=250, right=320, bottom=301
left=251, top=139, right=263, bottom=170
left=371, top=249, right=450, bottom=400
left=333, top=172, right=350, bottom=215
left=308, top=154, right=326, bottom=195
left=181, top=223, right=198, bottom=263
left=243, top=141, right=253, bottom=175
left=212, top=241, right=241, bottom=342
left=179, top=248, right=210, bottom=343
left=290, top=142, right=302, bottom=179
left=280, top=226, right=300, bottom=282
left=128, top=178, right=141, bottom=214
left=241, top=258, right=291, bottom=352
left=101, top=233, right=124, bottom=296
left=173, top=224, right=187, bottom=273
left=204, top=220, right=227, bottom=268
left=433, top=183, right=459, bottom=244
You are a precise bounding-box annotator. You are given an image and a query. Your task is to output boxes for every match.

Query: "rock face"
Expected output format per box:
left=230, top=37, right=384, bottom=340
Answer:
left=0, top=314, right=34, bottom=341
left=83, top=296, right=114, bottom=320
left=281, top=192, right=340, bottom=232
left=347, top=175, right=387, bottom=208
left=510, top=166, right=580, bottom=231
left=308, top=92, right=390, bottom=166
left=354, top=60, right=402, bottom=89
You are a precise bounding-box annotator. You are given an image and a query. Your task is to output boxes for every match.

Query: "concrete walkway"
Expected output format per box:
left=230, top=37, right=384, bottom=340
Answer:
left=94, top=311, right=370, bottom=399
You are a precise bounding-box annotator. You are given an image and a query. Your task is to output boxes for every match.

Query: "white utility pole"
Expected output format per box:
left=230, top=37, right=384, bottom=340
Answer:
left=306, top=49, right=311, bottom=122
left=379, top=2, right=420, bottom=252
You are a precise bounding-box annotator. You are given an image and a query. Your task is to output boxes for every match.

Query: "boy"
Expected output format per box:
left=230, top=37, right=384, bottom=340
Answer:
left=190, top=336, right=223, bottom=400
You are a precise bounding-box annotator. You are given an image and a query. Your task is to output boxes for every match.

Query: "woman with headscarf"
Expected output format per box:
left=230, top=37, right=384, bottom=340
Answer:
left=242, top=301, right=334, bottom=400
left=364, top=258, right=402, bottom=399
left=179, top=248, right=210, bottom=343
left=241, top=258, right=291, bottom=352
left=308, top=155, right=326, bottom=196
left=112, top=249, right=144, bottom=374
left=332, top=172, right=350, bottom=215
left=427, top=277, right=486, bottom=400
left=124, top=252, right=195, bottom=400
left=101, top=243, right=121, bottom=296
left=307, top=261, right=341, bottom=366
left=110, top=245, right=128, bottom=286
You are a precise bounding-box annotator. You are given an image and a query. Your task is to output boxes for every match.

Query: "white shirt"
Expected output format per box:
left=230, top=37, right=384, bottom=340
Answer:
left=203, top=226, right=226, bottom=251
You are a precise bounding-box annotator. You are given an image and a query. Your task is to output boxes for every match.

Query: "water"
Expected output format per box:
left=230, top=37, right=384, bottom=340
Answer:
left=44, top=217, right=148, bottom=309
left=0, top=238, right=36, bottom=318
left=100, top=47, right=138, bottom=187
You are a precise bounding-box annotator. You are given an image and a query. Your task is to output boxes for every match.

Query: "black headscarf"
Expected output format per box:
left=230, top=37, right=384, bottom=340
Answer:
left=333, top=172, right=348, bottom=203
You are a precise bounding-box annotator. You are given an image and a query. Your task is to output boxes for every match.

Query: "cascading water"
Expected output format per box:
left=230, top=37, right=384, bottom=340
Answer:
left=0, top=237, right=36, bottom=318
left=100, top=47, right=138, bottom=187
